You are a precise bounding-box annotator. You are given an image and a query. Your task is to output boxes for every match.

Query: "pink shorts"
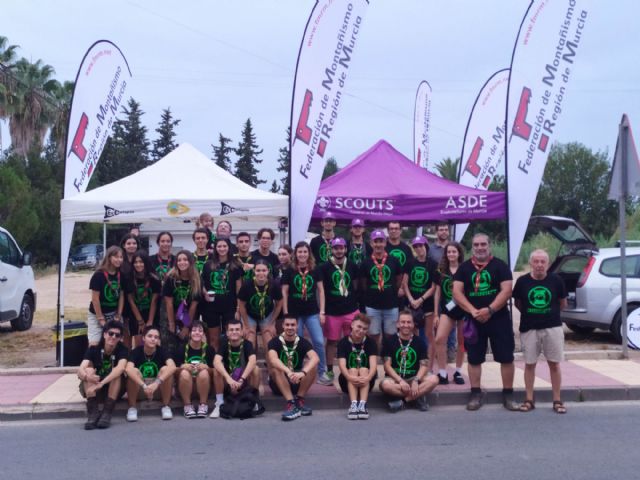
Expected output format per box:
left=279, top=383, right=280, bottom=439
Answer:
left=323, top=310, right=359, bottom=341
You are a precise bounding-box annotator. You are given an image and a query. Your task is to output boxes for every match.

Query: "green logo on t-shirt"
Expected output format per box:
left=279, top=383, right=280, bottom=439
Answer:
left=348, top=246, right=364, bottom=265
left=293, top=273, right=314, bottom=298
left=139, top=360, right=158, bottom=379
left=331, top=270, right=351, bottom=294
left=469, top=270, right=496, bottom=297
left=210, top=270, right=229, bottom=294
left=369, top=265, right=391, bottom=287
left=389, top=248, right=406, bottom=267
left=394, top=346, right=417, bottom=375
left=279, top=349, right=299, bottom=370
left=347, top=350, right=368, bottom=369
left=527, top=286, right=552, bottom=313
left=442, top=276, right=453, bottom=301
left=174, top=284, right=191, bottom=303
left=319, top=243, right=329, bottom=262
left=103, top=282, right=119, bottom=307
left=410, top=266, right=428, bottom=290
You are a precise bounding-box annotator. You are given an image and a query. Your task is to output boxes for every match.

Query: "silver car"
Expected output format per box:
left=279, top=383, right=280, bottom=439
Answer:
left=530, top=216, right=638, bottom=343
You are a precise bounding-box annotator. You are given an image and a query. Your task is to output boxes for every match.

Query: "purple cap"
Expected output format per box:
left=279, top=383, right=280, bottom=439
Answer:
left=331, top=237, right=347, bottom=248
left=411, top=235, right=427, bottom=246
left=351, top=218, right=365, bottom=227
left=370, top=229, right=386, bottom=241
left=322, top=211, right=335, bottom=220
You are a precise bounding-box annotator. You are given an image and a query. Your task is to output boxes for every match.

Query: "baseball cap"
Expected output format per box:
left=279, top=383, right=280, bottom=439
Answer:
left=351, top=218, right=365, bottom=227
left=331, top=237, right=347, bottom=247
left=370, top=229, right=386, bottom=241
left=322, top=211, right=335, bottom=220
left=411, top=236, right=427, bottom=246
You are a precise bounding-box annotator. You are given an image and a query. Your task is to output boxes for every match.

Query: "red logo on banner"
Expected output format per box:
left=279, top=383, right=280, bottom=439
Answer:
left=512, top=87, right=532, bottom=140
left=69, top=113, right=89, bottom=162
left=465, top=137, right=484, bottom=177
left=295, top=90, right=313, bottom=144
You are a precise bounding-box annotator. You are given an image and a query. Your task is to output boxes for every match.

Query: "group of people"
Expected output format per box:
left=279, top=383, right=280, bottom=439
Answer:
left=78, top=212, right=568, bottom=429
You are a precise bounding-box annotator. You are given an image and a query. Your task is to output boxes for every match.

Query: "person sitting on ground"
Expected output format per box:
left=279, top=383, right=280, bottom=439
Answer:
left=77, top=320, right=128, bottom=430
left=379, top=310, right=439, bottom=412
left=213, top=319, right=263, bottom=418
left=336, top=313, right=378, bottom=420
left=174, top=321, right=216, bottom=419
left=267, top=315, right=319, bottom=421
left=125, top=325, right=177, bottom=422
left=513, top=249, right=568, bottom=414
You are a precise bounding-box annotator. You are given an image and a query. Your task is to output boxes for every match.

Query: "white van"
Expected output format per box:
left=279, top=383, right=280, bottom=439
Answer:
left=0, top=226, right=36, bottom=331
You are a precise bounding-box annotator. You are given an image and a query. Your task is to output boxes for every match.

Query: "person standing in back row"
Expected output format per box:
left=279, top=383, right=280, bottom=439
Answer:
left=310, top=212, right=337, bottom=264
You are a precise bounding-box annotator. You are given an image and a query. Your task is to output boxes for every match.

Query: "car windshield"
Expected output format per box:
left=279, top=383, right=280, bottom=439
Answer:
left=72, top=245, right=97, bottom=255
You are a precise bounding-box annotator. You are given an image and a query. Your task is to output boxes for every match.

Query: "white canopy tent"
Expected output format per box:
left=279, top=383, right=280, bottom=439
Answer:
left=57, top=143, right=288, bottom=364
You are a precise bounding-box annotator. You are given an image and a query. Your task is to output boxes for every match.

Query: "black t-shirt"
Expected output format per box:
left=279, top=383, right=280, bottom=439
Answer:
left=235, top=254, right=255, bottom=281
left=150, top=254, right=176, bottom=284
left=281, top=267, right=320, bottom=316
left=201, top=261, right=242, bottom=313
left=336, top=335, right=378, bottom=369
left=360, top=255, right=402, bottom=310
left=318, top=260, right=359, bottom=315
left=216, top=338, right=256, bottom=373
left=436, top=268, right=463, bottom=316
left=162, top=277, right=196, bottom=310
left=347, top=240, right=371, bottom=267
left=513, top=273, right=567, bottom=332
left=173, top=342, right=216, bottom=368
left=88, top=271, right=123, bottom=314
left=382, top=334, right=427, bottom=379
left=385, top=241, right=413, bottom=273
left=129, top=346, right=169, bottom=379
left=127, top=276, right=162, bottom=317
left=310, top=235, right=333, bottom=264
left=267, top=335, right=313, bottom=372
left=405, top=257, right=438, bottom=304
left=237, top=279, right=282, bottom=320
left=193, top=253, right=210, bottom=275
left=250, top=249, right=279, bottom=276
left=454, top=257, right=513, bottom=315
left=83, top=343, right=128, bottom=379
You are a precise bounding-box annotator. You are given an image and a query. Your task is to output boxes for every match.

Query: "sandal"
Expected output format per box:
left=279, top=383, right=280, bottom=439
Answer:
left=553, top=401, right=567, bottom=414
left=519, top=400, right=535, bottom=412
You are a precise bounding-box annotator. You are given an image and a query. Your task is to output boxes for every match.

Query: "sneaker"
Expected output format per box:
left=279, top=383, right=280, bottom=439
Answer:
left=438, top=374, right=449, bottom=385
left=282, top=401, right=301, bottom=421
left=317, top=372, right=334, bottom=386
left=126, top=407, right=138, bottom=422
left=453, top=371, right=465, bottom=385
left=357, top=404, right=370, bottom=420
left=416, top=395, right=430, bottom=412
left=467, top=391, right=483, bottom=411
left=347, top=404, right=359, bottom=420
left=503, top=392, right=520, bottom=412
left=209, top=403, right=221, bottom=419
left=183, top=405, right=196, bottom=419
left=388, top=399, right=404, bottom=413
left=161, top=405, right=173, bottom=420
left=196, top=404, right=209, bottom=418
left=295, top=397, right=312, bottom=416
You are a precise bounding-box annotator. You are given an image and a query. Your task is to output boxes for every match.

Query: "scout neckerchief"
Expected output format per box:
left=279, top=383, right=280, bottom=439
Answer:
left=100, top=348, right=116, bottom=376
left=253, top=278, right=269, bottom=319
left=372, top=252, right=388, bottom=292
left=397, top=333, right=413, bottom=378
left=348, top=335, right=366, bottom=368
left=330, top=257, right=348, bottom=297
left=184, top=341, right=208, bottom=365
left=279, top=334, right=300, bottom=370
left=103, top=271, right=120, bottom=298
left=135, top=276, right=150, bottom=301
left=156, top=254, right=173, bottom=280
left=194, top=251, right=208, bottom=273
left=351, top=242, right=364, bottom=264
left=298, top=265, right=309, bottom=300
left=471, top=255, right=493, bottom=293
left=227, top=339, right=245, bottom=371
left=217, top=261, right=230, bottom=293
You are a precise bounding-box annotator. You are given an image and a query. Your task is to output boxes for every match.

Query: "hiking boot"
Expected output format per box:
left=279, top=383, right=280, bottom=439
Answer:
left=209, top=403, right=221, bottom=419
left=467, top=391, right=483, bottom=411
left=161, top=405, right=173, bottom=420
left=282, top=401, right=301, bottom=421
left=295, top=396, right=312, bottom=416
left=347, top=404, right=359, bottom=420
left=317, top=372, right=334, bottom=386
left=503, top=392, right=520, bottom=412
left=438, top=374, right=449, bottom=385
left=416, top=395, right=430, bottom=412
left=453, top=371, right=465, bottom=385
left=388, top=399, right=404, bottom=413
left=184, top=405, right=197, bottom=419
left=196, top=403, right=209, bottom=418
left=96, top=398, right=115, bottom=429
left=126, top=407, right=138, bottom=422
left=357, top=404, right=370, bottom=420
left=84, top=397, right=100, bottom=430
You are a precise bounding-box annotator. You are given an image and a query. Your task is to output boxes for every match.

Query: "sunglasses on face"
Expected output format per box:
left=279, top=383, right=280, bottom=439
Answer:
left=106, top=331, right=122, bottom=338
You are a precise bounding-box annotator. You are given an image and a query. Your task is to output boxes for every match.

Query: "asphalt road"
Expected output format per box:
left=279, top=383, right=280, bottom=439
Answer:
left=2, top=402, right=638, bottom=479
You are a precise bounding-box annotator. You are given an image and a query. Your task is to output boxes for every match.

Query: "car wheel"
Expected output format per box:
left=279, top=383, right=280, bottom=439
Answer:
left=566, top=324, right=595, bottom=334
left=11, top=294, right=35, bottom=331
left=611, top=304, right=640, bottom=344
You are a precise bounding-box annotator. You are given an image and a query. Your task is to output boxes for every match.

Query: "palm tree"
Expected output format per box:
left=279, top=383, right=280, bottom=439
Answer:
left=434, top=156, right=460, bottom=181
left=50, top=80, right=74, bottom=159
left=0, top=36, right=20, bottom=150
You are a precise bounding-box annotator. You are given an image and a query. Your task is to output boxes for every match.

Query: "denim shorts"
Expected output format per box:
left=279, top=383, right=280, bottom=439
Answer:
left=365, top=307, right=398, bottom=335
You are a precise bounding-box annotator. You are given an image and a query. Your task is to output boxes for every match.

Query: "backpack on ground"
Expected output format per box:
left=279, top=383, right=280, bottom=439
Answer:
left=219, top=386, right=260, bottom=419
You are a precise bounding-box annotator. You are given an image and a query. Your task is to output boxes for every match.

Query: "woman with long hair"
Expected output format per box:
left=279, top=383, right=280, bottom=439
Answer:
left=281, top=241, right=330, bottom=385
left=127, top=251, right=161, bottom=348
left=274, top=244, right=293, bottom=284
left=150, top=231, right=176, bottom=283
left=87, top=246, right=124, bottom=346
left=119, top=233, right=140, bottom=348
left=434, top=241, right=466, bottom=385
left=201, top=238, right=242, bottom=350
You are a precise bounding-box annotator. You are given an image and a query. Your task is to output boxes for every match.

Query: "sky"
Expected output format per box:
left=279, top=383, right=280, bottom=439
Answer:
left=2, top=0, right=639, bottom=188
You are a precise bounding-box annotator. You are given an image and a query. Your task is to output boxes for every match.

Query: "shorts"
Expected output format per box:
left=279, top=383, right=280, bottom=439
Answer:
left=246, top=312, right=274, bottom=332
left=365, top=307, right=398, bottom=336
left=268, top=375, right=299, bottom=397
left=409, top=307, right=431, bottom=330
left=440, top=303, right=465, bottom=321
left=520, top=326, right=564, bottom=364
left=134, top=377, right=164, bottom=401
left=465, top=314, right=515, bottom=365
left=323, top=310, right=359, bottom=341
left=87, top=311, right=118, bottom=343
left=203, top=307, right=235, bottom=330
left=338, top=372, right=377, bottom=394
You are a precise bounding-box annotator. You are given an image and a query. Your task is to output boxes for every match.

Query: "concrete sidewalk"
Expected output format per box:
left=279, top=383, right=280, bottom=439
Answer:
left=1, top=351, right=639, bottom=421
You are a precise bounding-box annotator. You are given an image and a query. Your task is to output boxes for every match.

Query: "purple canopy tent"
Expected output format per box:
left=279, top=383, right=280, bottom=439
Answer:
left=312, top=140, right=505, bottom=224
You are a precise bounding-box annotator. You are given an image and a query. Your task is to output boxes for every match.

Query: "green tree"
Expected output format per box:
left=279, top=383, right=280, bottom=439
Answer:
left=151, top=107, right=180, bottom=162
left=434, top=156, right=460, bottom=181
left=276, top=127, right=291, bottom=195
left=0, top=159, right=38, bottom=246
left=49, top=80, right=74, bottom=160
left=532, top=142, right=618, bottom=238
left=269, top=179, right=280, bottom=193
left=212, top=133, right=233, bottom=172
left=234, top=118, right=264, bottom=187
left=322, top=156, right=339, bottom=180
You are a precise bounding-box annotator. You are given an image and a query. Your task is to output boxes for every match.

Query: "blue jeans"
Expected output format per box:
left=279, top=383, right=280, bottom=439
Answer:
left=297, top=313, right=327, bottom=375
left=447, top=327, right=457, bottom=350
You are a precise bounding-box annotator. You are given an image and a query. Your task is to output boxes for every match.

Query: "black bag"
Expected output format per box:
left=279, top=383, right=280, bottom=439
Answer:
left=220, top=386, right=260, bottom=419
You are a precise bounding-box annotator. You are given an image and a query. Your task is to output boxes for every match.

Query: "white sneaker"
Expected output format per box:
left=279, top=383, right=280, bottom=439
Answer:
left=126, top=407, right=138, bottom=422
left=209, top=403, right=221, bottom=419
left=161, top=405, right=173, bottom=420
